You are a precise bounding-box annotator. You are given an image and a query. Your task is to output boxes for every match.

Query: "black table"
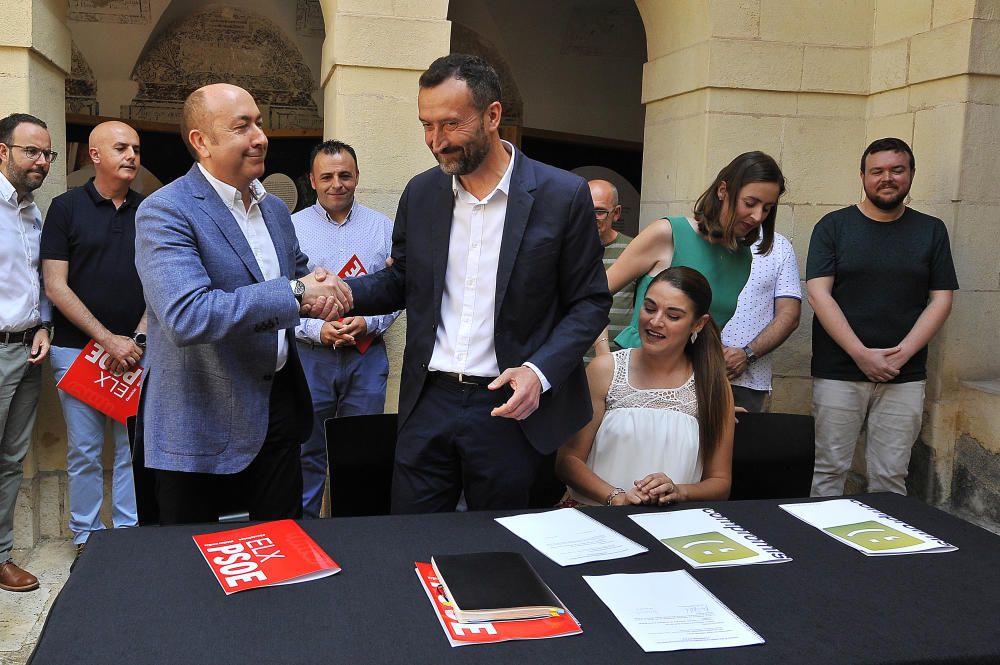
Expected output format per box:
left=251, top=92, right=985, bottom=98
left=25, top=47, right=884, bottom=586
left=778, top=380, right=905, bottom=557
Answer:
left=29, top=494, right=1000, bottom=664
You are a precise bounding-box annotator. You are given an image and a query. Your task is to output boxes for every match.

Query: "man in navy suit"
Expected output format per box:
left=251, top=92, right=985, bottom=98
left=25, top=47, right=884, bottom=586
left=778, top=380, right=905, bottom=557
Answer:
left=349, top=55, right=611, bottom=513
left=134, top=83, right=351, bottom=524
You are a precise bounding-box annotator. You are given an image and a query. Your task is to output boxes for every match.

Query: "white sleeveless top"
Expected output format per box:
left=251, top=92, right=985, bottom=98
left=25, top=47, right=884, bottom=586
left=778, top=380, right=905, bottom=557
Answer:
left=569, top=348, right=703, bottom=506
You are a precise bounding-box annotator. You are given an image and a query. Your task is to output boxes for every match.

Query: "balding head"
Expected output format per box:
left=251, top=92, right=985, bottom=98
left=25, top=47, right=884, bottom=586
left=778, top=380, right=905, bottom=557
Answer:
left=588, top=179, right=621, bottom=242
left=89, top=120, right=140, bottom=187
left=182, top=83, right=268, bottom=191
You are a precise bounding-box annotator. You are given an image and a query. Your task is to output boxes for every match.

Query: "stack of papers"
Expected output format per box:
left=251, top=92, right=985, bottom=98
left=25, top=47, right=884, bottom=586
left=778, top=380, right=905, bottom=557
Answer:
left=630, top=509, right=791, bottom=568
left=780, top=499, right=957, bottom=556
left=495, top=508, right=647, bottom=566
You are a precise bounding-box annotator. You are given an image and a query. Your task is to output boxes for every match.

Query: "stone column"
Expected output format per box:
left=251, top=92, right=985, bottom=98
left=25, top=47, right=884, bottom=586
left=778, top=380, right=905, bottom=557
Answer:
left=318, top=0, right=451, bottom=411
left=0, top=0, right=71, bottom=549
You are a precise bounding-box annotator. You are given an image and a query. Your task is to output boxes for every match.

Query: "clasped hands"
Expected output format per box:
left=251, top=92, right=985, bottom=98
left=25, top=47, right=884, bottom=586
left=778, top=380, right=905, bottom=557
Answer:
left=609, top=472, right=683, bottom=506
left=298, top=267, right=354, bottom=321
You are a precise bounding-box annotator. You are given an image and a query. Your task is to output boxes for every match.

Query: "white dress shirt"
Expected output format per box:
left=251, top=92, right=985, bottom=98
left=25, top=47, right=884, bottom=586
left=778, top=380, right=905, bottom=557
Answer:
left=0, top=170, right=50, bottom=331
left=428, top=142, right=548, bottom=390
left=197, top=164, right=287, bottom=371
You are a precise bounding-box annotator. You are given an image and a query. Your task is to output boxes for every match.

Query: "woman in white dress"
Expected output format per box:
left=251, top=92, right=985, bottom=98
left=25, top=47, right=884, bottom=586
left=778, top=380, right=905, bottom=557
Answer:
left=557, top=267, right=734, bottom=506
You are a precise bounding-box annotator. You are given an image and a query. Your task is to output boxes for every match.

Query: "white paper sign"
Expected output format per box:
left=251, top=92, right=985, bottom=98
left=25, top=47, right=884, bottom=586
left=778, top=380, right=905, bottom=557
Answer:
left=629, top=508, right=791, bottom=568
left=495, top=508, right=647, bottom=566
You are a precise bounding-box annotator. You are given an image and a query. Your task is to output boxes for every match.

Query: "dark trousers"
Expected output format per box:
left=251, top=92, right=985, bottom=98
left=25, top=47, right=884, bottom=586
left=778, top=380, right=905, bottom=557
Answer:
left=391, top=374, right=547, bottom=514
left=153, top=366, right=304, bottom=526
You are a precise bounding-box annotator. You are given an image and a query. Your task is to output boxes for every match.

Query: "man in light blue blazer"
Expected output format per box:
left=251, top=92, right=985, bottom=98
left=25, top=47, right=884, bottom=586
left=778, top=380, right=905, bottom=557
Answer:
left=134, top=83, right=352, bottom=525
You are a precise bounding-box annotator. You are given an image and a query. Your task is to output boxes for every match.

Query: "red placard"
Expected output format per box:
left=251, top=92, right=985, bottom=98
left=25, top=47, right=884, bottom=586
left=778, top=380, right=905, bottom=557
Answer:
left=193, top=520, right=340, bottom=595
left=337, top=254, right=374, bottom=354
left=415, top=561, right=582, bottom=647
left=55, top=339, right=144, bottom=424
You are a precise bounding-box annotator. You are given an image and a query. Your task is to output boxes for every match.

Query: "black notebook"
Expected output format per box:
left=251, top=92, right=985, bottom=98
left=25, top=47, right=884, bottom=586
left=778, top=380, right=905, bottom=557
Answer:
left=431, top=552, right=565, bottom=623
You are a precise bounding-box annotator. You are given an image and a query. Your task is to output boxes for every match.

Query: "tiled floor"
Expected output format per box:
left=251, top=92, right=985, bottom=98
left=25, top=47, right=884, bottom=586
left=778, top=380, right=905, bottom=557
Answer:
left=0, top=539, right=75, bottom=665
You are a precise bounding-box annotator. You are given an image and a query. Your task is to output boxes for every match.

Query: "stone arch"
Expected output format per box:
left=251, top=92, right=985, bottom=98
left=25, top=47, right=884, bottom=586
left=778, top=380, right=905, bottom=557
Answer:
left=124, top=5, right=321, bottom=129
left=449, top=22, right=524, bottom=126
left=66, top=42, right=98, bottom=116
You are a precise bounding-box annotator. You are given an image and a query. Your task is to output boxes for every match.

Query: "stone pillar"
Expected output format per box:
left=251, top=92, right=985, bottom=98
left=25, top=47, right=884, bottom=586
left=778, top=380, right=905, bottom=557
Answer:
left=318, top=0, right=451, bottom=411
left=0, top=0, right=71, bottom=549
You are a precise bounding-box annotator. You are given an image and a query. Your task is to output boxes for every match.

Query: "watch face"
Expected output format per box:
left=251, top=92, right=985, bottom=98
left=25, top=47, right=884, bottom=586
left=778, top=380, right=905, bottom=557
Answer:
left=293, top=280, right=305, bottom=297
left=133, top=333, right=147, bottom=346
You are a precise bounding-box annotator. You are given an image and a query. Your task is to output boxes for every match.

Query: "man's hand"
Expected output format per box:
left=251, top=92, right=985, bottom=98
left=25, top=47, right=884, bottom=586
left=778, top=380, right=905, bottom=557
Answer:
left=27, top=328, right=50, bottom=365
left=723, top=346, right=749, bottom=380
left=299, top=268, right=353, bottom=321
left=489, top=366, right=542, bottom=420
left=101, top=334, right=143, bottom=375
left=319, top=317, right=367, bottom=348
left=852, top=346, right=902, bottom=383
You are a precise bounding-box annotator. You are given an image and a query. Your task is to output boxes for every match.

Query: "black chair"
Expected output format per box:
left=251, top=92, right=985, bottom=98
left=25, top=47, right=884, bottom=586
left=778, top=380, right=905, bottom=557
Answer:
left=729, top=412, right=815, bottom=501
left=326, top=413, right=398, bottom=517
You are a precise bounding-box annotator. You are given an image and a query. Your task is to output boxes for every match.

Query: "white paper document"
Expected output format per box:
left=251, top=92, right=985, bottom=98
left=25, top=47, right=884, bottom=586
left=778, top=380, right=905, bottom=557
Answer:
left=583, top=571, right=764, bottom=652
left=629, top=508, right=791, bottom=568
left=495, top=508, right=648, bottom=566
left=779, top=499, right=957, bottom=556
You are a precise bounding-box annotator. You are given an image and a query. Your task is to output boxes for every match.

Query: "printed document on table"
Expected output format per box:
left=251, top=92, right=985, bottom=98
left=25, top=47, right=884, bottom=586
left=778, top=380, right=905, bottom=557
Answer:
left=630, top=509, right=791, bottom=568
left=780, top=499, right=957, bottom=556
left=583, top=571, right=764, bottom=652
left=495, top=508, right=647, bottom=566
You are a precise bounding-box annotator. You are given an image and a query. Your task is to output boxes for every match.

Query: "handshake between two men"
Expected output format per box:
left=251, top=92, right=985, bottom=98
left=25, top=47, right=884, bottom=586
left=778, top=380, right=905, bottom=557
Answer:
left=295, top=267, right=359, bottom=347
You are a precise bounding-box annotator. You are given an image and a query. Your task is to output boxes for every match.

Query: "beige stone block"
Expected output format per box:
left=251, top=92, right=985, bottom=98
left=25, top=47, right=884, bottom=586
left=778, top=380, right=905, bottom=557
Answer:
left=708, top=88, right=798, bottom=116
left=949, top=204, right=1000, bottom=292
left=971, top=20, right=1000, bottom=75
left=769, top=376, right=812, bottom=414
left=959, top=104, right=1000, bottom=204
left=931, top=0, right=977, bottom=27
left=383, top=312, right=405, bottom=414
left=12, top=478, right=38, bottom=552
left=636, top=0, right=710, bottom=59
left=391, top=0, right=449, bottom=20
left=870, top=40, right=910, bottom=92
left=958, top=385, right=1000, bottom=454
left=866, top=112, right=914, bottom=145
left=705, top=113, right=783, bottom=177
left=329, top=14, right=450, bottom=70
left=909, top=20, right=973, bottom=84
left=911, top=104, right=965, bottom=202
left=30, top=0, right=71, bottom=74
left=333, top=65, right=420, bottom=99
left=641, top=111, right=708, bottom=202
left=759, top=0, right=873, bottom=47
left=938, top=290, right=1000, bottom=380
left=874, top=0, right=933, bottom=45
left=868, top=87, right=909, bottom=116
left=789, top=204, right=845, bottom=275
left=644, top=89, right=709, bottom=124
left=709, top=0, right=762, bottom=39
left=642, top=42, right=711, bottom=103
left=796, top=92, right=867, bottom=118
left=708, top=39, right=803, bottom=92
left=801, top=46, right=869, bottom=94
left=908, top=76, right=970, bottom=110
left=38, top=473, right=65, bottom=539
left=772, top=296, right=812, bottom=377
left=968, top=74, right=1000, bottom=105
left=781, top=117, right=866, bottom=205
left=0, top=1, right=31, bottom=47
left=333, top=0, right=394, bottom=15
left=33, top=371, right=65, bottom=473
left=774, top=203, right=795, bottom=240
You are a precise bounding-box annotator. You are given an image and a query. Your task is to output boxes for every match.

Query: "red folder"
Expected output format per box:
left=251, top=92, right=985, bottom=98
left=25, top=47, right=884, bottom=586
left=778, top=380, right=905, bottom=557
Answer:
left=55, top=339, right=144, bottom=424
left=193, top=520, right=340, bottom=595
left=338, top=254, right=374, bottom=354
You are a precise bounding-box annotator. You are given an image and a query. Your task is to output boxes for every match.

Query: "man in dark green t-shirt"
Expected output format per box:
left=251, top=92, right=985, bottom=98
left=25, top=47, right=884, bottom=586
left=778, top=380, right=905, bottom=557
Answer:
left=806, top=137, right=958, bottom=497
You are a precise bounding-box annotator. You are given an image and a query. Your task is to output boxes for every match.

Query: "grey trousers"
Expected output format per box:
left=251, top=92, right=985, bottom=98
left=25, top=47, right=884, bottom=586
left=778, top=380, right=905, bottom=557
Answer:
left=0, top=343, right=41, bottom=562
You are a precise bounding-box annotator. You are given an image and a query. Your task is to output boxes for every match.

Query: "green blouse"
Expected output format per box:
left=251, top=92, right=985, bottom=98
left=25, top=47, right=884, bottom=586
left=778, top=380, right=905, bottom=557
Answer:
left=614, top=216, right=751, bottom=349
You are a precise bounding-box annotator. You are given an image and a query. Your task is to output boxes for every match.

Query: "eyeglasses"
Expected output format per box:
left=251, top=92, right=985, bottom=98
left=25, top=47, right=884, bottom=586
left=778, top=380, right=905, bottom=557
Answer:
left=594, top=207, right=618, bottom=221
left=5, top=144, right=58, bottom=163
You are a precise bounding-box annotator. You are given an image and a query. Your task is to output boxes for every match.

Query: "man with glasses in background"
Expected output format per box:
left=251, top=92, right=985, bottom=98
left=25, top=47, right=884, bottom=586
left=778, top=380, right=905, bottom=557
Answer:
left=587, top=179, right=633, bottom=362
left=0, top=113, right=54, bottom=592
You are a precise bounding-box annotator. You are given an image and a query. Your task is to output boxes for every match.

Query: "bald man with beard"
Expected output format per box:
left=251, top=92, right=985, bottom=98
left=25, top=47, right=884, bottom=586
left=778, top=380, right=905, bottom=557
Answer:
left=41, top=121, right=146, bottom=556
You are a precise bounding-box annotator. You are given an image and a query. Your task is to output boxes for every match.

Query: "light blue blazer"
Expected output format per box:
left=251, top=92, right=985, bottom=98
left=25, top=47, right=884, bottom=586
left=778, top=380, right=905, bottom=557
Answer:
left=134, top=164, right=312, bottom=474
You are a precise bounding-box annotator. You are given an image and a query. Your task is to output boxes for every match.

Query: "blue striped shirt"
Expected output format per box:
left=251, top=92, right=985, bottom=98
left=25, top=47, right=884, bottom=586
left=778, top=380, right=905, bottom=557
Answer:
left=292, top=201, right=400, bottom=343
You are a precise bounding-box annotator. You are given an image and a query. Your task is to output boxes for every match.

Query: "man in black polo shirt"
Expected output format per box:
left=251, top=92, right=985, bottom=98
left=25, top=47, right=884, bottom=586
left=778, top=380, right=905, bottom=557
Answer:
left=41, top=121, right=146, bottom=556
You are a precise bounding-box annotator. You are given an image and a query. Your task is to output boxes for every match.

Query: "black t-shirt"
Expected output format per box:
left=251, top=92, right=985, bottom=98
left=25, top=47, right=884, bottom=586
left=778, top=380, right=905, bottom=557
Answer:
left=806, top=205, right=959, bottom=382
left=40, top=179, right=146, bottom=349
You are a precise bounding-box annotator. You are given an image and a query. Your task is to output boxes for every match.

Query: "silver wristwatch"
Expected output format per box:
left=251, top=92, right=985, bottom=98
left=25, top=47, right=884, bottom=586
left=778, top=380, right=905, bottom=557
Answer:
left=290, top=279, right=306, bottom=304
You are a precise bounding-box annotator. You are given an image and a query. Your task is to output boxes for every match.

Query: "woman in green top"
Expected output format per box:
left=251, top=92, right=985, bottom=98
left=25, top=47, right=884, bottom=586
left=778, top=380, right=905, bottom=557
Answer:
left=598, top=152, right=786, bottom=352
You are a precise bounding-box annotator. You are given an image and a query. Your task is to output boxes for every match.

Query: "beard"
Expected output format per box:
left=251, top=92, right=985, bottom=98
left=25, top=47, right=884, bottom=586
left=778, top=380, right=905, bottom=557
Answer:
left=865, top=182, right=910, bottom=211
left=2, top=161, right=46, bottom=194
left=433, top=122, right=491, bottom=176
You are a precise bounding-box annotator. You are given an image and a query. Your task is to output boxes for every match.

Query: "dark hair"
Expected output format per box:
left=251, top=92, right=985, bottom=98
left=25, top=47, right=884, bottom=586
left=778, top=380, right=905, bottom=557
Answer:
left=647, top=267, right=730, bottom=462
left=861, top=137, right=915, bottom=172
left=0, top=113, right=47, bottom=147
left=309, top=140, right=359, bottom=173
left=418, top=54, right=501, bottom=112
left=692, top=151, right=784, bottom=255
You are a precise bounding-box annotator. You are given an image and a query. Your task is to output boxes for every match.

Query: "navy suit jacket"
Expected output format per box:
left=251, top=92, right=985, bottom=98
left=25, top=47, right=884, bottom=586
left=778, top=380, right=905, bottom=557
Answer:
left=134, top=165, right=312, bottom=474
left=350, top=150, right=611, bottom=453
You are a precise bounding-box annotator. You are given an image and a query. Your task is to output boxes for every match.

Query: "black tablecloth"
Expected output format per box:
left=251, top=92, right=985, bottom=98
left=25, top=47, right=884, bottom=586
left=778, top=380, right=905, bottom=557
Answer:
left=29, top=493, right=1000, bottom=664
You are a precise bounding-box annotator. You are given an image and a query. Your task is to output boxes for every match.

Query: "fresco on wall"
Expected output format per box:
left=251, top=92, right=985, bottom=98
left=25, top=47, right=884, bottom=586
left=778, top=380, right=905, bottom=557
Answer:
left=123, top=6, right=321, bottom=129
left=66, top=43, right=99, bottom=116
left=69, top=0, right=150, bottom=24
left=296, top=0, right=325, bottom=38
left=450, top=22, right=523, bottom=127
